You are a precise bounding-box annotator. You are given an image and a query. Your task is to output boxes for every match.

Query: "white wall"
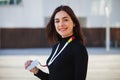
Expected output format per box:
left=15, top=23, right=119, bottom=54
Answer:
left=43, top=0, right=120, bottom=28
left=0, top=0, right=120, bottom=28
left=0, top=0, right=44, bottom=28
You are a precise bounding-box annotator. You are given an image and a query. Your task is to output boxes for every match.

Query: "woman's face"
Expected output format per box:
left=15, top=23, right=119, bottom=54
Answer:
left=54, top=10, right=74, bottom=38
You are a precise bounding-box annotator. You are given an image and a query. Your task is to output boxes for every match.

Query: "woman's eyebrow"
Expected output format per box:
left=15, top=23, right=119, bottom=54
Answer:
left=54, top=16, right=69, bottom=20
left=62, top=16, right=69, bottom=19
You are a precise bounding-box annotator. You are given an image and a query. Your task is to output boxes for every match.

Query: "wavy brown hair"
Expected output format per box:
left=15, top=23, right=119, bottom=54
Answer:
left=46, top=5, right=85, bottom=45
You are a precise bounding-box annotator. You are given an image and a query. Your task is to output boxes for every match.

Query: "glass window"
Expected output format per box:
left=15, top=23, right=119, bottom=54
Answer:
left=0, top=0, right=22, bottom=5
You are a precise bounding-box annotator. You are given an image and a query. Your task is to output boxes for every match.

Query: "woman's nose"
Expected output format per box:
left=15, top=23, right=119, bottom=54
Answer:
left=59, top=21, right=64, bottom=27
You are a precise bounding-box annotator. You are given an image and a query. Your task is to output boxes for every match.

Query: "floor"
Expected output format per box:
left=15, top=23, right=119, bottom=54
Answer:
left=0, top=48, right=120, bottom=80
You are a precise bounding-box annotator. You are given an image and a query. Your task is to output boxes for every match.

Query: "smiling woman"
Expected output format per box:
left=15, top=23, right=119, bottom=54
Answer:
left=54, top=10, right=74, bottom=38
left=25, top=5, right=88, bottom=80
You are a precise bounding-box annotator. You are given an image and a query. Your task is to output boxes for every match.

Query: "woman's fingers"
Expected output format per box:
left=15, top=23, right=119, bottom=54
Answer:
left=24, top=60, right=32, bottom=69
left=30, top=67, right=39, bottom=74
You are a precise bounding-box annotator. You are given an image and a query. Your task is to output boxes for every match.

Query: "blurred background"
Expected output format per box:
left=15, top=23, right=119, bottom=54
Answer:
left=0, top=0, right=120, bottom=80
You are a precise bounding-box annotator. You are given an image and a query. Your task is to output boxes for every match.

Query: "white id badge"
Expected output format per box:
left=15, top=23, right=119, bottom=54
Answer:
left=26, top=60, right=39, bottom=70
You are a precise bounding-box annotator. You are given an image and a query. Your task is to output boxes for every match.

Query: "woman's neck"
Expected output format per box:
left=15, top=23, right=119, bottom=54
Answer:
left=61, top=33, right=73, bottom=38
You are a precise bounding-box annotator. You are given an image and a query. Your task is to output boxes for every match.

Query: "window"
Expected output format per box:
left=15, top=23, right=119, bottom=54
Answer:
left=78, top=17, right=87, bottom=27
left=0, top=0, right=22, bottom=5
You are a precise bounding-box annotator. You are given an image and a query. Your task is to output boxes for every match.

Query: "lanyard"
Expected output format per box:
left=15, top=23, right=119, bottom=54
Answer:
left=47, top=36, right=75, bottom=66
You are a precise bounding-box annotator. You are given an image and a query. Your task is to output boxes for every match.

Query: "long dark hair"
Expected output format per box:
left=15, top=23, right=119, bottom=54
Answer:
left=46, top=5, right=85, bottom=44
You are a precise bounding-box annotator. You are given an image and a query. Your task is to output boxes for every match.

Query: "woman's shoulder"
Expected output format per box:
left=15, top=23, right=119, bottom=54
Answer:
left=70, top=40, right=88, bottom=54
left=71, top=39, right=85, bottom=48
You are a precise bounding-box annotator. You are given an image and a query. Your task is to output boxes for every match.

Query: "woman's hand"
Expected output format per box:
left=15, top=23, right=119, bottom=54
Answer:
left=25, top=60, right=32, bottom=69
left=25, top=60, right=39, bottom=74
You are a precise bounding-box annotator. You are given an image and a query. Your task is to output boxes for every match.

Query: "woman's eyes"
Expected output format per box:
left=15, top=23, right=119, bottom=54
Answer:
left=64, top=19, right=68, bottom=21
left=55, top=19, right=69, bottom=23
left=55, top=20, right=59, bottom=23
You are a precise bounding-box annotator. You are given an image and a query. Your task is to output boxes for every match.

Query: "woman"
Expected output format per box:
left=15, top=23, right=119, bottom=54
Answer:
left=25, top=5, right=88, bottom=80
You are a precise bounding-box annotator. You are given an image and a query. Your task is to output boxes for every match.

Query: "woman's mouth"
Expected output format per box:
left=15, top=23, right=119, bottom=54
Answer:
left=59, top=28, right=67, bottom=32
